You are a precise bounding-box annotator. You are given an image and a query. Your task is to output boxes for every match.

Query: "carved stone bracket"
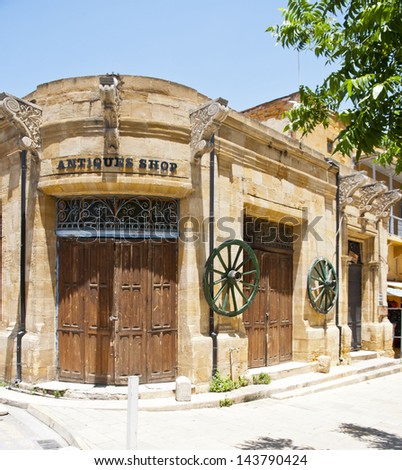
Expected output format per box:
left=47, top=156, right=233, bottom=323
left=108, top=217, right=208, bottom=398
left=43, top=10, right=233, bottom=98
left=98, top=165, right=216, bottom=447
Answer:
left=99, top=76, right=120, bottom=155
left=190, top=98, right=229, bottom=160
left=339, top=171, right=369, bottom=208
left=0, top=93, right=42, bottom=152
left=355, top=181, right=387, bottom=214
left=367, top=189, right=402, bottom=220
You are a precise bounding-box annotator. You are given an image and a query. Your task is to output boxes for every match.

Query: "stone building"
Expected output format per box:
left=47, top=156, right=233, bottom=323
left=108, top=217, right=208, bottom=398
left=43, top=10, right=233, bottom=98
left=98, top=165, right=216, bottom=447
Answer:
left=0, top=76, right=397, bottom=389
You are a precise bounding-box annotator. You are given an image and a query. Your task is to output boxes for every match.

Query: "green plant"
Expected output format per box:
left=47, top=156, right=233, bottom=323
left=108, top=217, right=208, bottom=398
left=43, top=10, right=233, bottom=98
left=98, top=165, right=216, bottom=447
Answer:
left=210, top=371, right=249, bottom=392
left=0, top=380, right=8, bottom=387
left=237, top=375, right=249, bottom=388
left=219, top=397, right=234, bottom=407
left=252, top=372, right=271, bottom=385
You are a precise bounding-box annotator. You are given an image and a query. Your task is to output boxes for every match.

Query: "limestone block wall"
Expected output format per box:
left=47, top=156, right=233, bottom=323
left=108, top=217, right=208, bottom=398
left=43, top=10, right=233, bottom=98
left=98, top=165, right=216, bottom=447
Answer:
left=216, top=113, right=343, bottom=367
left=0, top=75, right=395, bottom=386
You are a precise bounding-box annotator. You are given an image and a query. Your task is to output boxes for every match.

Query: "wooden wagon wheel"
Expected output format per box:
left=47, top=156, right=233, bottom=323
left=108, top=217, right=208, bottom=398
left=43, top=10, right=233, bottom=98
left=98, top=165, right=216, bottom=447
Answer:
left=203, top=239, right=260, bottom=317
left=307, top=257, right=338, bottom=314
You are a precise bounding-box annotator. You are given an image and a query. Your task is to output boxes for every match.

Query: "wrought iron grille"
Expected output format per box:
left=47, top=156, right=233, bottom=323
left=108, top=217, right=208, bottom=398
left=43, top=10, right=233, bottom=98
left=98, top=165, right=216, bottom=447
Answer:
left=244, top=216, right=294, bottom=249
left=56, top=197, right=179, bottom=238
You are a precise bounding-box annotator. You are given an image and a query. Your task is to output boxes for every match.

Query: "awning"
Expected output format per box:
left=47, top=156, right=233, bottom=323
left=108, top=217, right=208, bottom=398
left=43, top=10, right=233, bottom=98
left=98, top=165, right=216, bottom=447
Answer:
left=387, top=281, right=402, bottom=297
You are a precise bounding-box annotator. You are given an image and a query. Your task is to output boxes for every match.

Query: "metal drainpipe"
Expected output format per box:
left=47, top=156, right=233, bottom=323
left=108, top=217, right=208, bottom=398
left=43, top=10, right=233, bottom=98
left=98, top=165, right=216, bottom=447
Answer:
left=209, top=134, right=218, bottom=377
left=16, top=149, right=27, bottom=383
left=335, top=166, right=343, bottom=363
left=326, top=158, right=342, bottom=363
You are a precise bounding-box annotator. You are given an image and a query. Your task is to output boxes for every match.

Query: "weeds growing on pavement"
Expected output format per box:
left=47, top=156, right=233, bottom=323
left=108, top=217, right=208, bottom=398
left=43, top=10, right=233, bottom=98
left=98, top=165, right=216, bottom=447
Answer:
left=252, top=372, right=271, bottom=385
left=210, top=371, right=249, bottom=392
left=219, top=397, right=234, bottom=407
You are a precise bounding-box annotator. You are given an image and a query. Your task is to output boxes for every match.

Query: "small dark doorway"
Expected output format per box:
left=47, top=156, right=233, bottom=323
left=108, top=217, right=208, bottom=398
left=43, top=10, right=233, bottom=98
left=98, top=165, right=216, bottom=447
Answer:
left=348, top=241, right=362, bottom=351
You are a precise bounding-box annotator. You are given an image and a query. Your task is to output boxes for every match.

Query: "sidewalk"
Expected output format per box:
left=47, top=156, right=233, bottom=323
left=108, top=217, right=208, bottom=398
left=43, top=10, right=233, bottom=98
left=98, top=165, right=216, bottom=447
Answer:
left=0, top=355, right=401, bottom=450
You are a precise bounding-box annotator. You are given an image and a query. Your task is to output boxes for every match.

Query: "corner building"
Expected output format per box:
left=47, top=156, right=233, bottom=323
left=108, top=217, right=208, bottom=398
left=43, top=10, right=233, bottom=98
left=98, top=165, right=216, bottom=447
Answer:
left=0, top=76, right=396, bottom=389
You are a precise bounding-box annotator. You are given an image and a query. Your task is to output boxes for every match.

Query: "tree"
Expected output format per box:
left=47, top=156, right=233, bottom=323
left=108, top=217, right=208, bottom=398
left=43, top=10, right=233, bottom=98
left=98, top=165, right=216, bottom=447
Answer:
left=268, top=0, right=402, bottom=171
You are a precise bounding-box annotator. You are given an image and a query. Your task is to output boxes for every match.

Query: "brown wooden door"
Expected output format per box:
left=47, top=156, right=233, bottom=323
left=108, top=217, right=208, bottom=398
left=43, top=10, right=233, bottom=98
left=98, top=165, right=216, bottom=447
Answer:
left=58, top=238, right=177, bottom=384
left=58, top=239, right=86, bottom=383
left=84, top=240, right=114, bottom=383
left=147, top=240, right=177, bottom=383
left=243, top=251, right=268, bottom=368
left=267, top=252, right=293, bottom=365
left=244, top=250, right=293, bottom=368
left=113, top=241, right=147, bottom=384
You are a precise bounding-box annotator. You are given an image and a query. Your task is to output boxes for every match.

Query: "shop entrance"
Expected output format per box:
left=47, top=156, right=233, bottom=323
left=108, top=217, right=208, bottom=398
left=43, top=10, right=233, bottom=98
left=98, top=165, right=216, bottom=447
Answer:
left=58, top=238, right=177, bottom=384
left=56, top=197, right=179, bottom=385
left=243, top=250, right=293, bottom=367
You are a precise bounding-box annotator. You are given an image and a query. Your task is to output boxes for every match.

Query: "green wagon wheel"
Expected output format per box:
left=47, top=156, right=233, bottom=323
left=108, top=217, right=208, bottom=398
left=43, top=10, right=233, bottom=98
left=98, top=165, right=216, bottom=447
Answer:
left=203, top=239, right=260, bottom=317
left=307, top=257, right=338, bottom=314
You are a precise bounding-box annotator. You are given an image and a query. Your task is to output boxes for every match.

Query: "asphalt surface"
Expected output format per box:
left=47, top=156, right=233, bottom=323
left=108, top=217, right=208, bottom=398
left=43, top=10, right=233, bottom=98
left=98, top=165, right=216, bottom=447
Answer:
left=0, top=404, right=69, bottom=450
left=136, top=373, right=402, bottom=450
left=1, top=371, right=401, bottom=451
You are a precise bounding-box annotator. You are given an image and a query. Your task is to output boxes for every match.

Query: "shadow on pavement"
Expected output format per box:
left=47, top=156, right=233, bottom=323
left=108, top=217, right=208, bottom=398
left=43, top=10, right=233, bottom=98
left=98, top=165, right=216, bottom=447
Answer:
left=338, top=423, right=402, bottom=449
left=236, top=436, right=315, bottom=450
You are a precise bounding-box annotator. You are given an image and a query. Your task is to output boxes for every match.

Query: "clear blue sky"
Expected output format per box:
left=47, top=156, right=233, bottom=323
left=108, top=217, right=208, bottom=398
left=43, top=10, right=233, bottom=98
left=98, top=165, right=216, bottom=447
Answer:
left=0, top=0, right=331, bottom=111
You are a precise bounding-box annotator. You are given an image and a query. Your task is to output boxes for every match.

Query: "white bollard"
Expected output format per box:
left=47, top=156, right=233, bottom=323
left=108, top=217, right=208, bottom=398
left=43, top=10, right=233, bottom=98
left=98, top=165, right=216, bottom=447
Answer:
left=126, top=375, right=139, bottom=450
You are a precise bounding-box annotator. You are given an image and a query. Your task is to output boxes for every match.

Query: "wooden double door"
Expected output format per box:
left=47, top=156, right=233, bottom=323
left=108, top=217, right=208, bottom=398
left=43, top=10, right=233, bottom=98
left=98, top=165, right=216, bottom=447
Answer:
left=243, top=250, right=293, bottom=367
left=57, top=238, right=177, bottom=384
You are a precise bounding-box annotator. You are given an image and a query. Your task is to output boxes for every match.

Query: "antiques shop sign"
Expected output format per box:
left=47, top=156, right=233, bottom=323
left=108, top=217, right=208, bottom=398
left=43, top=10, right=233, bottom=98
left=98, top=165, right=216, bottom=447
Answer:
left=56, top=156, right=178, bottom=173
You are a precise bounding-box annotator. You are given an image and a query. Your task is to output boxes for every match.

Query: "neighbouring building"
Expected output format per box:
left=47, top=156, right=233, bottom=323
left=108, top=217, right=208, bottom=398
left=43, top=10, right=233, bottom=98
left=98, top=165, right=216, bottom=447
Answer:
left=0, top=76, right=398, bottom=389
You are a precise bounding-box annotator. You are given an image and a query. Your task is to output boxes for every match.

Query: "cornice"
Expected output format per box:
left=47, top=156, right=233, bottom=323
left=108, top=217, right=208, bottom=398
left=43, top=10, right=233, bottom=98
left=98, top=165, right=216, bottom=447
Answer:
left=40, top=118, right=190, bottom=145
left=215, top=137, right=336, bottom=198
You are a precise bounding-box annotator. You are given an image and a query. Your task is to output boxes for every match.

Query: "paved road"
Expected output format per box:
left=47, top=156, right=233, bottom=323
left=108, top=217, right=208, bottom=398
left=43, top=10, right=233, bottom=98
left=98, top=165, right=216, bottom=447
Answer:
left=137, top=373, right=402, bottom=450
left=1, top=372, right=402, bottom=451
left=0, top=405, right=69, bottom=450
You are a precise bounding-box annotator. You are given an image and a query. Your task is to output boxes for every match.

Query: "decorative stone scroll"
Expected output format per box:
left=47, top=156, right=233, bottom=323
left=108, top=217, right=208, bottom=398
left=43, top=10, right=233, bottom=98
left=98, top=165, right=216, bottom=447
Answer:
left=339, top=171, right=369, bottom=208
left=356, top=181, right=387, bottom=214
left=0, top=93, right=42, bottom=152
left=190, top=98, right=229, bottom=160
left=99, top=76, right=120, bottom=155
left=367, top=190, right=402, bottom=220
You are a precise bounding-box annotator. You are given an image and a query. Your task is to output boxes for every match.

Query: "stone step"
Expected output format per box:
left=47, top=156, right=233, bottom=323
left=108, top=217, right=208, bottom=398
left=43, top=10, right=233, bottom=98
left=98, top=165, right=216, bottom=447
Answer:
left=269, top=361, right=402, bottom=400
left=270, top=364, right=402, bottom=400
left=246, top=361, right=317, bottom=381
left=8, top=357, right=400, bottom=404
left=0, top=403, right=9, bottom=415
left=349, top=350, right=379, bottom=362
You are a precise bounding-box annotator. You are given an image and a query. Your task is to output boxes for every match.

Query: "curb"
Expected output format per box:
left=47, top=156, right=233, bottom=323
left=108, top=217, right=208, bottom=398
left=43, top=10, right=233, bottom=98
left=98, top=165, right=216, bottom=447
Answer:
left=27, top=404, right=90, bottom=450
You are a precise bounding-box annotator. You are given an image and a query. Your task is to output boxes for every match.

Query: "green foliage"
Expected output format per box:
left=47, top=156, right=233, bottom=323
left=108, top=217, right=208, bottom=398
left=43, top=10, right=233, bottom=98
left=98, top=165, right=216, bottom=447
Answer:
left=210, top=371, right=249, bottom=393
left=252, top=372, right=271, bottom=385
left=267, top=0, right=402, bottom=168
left=219, top=397, right=234, bottom=407
left=0, top=380, right=8, bottom=387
